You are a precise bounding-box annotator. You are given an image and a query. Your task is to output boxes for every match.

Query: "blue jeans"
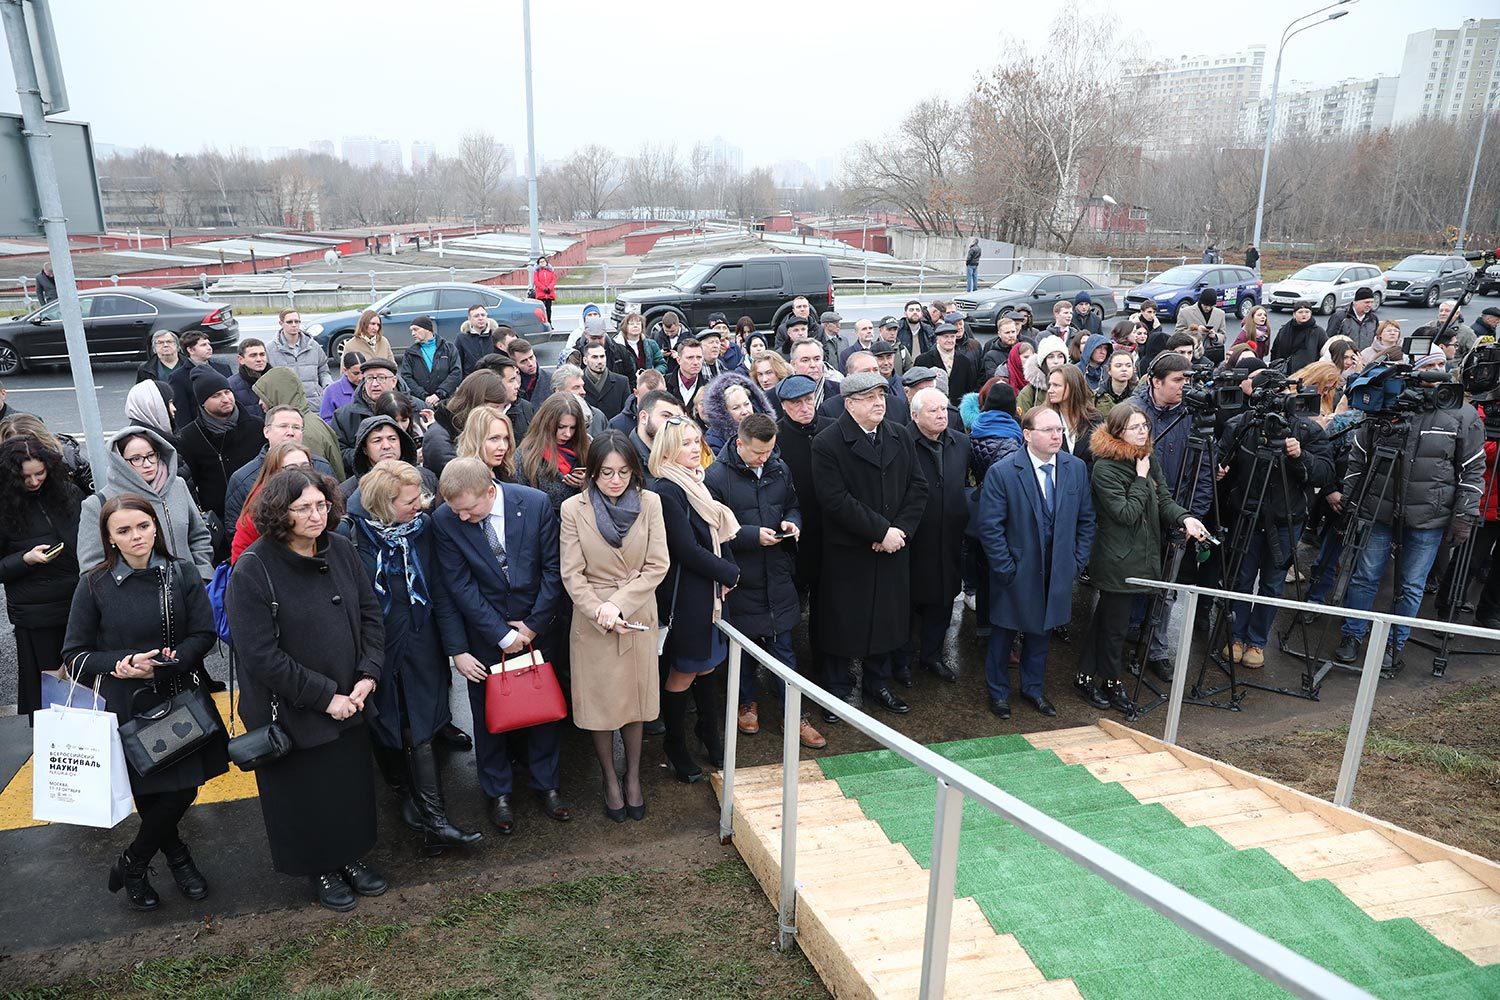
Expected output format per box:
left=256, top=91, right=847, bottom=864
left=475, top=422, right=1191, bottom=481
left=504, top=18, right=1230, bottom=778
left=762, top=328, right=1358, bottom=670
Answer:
left=1340, top=524, right=1445, bottom=650
left=1230, top=523, right=1299, bottom=650
left=965, top=265, right=979, bottom=292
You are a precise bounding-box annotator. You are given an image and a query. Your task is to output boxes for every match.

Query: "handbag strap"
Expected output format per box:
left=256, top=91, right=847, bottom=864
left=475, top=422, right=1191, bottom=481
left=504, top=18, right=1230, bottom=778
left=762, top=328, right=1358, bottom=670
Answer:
left=664, top=566, right=682, bottom=629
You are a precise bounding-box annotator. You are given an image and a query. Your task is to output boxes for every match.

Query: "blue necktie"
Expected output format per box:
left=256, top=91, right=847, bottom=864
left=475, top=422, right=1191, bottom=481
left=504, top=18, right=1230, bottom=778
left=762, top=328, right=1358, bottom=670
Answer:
left=1041, top=462, right=1055, bottom=516
left=481, top=516, right=509, bottom=576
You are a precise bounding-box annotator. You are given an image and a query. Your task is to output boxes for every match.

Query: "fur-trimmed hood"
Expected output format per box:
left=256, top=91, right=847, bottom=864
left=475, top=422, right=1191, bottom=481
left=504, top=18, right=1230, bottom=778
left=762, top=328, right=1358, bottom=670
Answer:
left=1089, top=422, right=1152, bottom=463
left=459, top=317, right=501, bottom=337
left=701, top=371, right=775, bottom=440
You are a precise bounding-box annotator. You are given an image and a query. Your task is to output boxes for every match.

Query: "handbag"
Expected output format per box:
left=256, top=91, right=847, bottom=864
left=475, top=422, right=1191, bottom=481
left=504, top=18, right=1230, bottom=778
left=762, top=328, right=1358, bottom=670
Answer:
left=657, top=569, right=681, bottom=657
left=226, top=553, right=292, bottom=771
left=483, top=644, right=565, bottom=734
left=114, top=563, right=223, bottom=776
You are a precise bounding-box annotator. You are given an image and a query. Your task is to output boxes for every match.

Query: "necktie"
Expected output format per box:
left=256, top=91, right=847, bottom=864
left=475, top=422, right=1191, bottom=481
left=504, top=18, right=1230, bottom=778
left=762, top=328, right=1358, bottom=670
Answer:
left=1041, top=463, right=1055, bottom=516
left=481, top=516, right=508, bottom=575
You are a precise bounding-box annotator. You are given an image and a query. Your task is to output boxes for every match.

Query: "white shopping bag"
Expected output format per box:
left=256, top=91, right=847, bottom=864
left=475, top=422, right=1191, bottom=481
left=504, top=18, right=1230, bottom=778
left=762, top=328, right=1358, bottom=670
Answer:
left=32, top=682, right=135, bottom=828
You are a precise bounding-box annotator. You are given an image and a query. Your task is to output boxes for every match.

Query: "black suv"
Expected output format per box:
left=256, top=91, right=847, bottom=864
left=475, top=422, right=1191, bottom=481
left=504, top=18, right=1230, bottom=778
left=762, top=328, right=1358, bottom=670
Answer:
left=611, top=254, right=834, bottom=331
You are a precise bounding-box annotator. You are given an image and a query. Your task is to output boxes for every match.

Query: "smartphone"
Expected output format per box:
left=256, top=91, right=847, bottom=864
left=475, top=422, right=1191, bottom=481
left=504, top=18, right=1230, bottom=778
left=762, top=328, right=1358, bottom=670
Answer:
left=773, top=529, right=796, bottom=540
left=43, top=542, right=64, bottom=560
left=152, top=657, right=181, bottom=667
left=622, top=622, right=651, bottom=632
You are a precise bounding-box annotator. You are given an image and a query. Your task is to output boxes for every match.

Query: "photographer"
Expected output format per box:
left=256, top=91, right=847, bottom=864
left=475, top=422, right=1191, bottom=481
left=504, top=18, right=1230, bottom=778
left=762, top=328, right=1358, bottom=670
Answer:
left=1216, top=371, right=1334, bottom=668
left=1334, top=375, right=1485, bottom=673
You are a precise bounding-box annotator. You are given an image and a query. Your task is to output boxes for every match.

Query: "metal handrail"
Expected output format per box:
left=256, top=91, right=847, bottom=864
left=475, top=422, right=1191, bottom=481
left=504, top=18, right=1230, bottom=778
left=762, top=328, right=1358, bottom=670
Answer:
left=715, top=618, right=1378, bottom=1000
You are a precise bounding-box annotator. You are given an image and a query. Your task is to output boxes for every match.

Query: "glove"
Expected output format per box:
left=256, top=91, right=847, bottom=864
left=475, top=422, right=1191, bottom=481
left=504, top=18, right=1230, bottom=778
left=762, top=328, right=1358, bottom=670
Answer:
left=1445, top=516, right=1474, bottom=546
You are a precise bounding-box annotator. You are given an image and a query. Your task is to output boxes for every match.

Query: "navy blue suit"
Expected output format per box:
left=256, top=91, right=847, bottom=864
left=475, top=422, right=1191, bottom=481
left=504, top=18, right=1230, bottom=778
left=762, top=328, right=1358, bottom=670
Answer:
left=434, top=482, right=564, bottom=797
left=978, top=447, right=1095, bottom=704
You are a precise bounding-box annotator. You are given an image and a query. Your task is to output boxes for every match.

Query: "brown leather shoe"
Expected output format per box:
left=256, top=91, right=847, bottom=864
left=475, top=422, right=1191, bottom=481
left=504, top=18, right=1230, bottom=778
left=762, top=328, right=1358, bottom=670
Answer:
left=798, top=718, right=826, bottom=749
left=737, top=702, right=759, bottom=735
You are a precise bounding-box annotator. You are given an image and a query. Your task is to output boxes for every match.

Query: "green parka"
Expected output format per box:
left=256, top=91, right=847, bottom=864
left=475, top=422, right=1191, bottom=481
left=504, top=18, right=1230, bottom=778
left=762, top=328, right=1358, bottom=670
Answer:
left=1086, top=422, right=1189, bottom=594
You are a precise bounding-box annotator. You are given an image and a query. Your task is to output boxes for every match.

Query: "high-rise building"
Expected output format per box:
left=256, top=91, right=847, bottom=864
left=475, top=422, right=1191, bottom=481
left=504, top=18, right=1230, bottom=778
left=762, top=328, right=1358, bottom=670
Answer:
left=1240, top=76, right=1398, bottom=143
left=411, top=140, right=436, bottom=171
left=709, top=135, right=743, bottom=176
left=1393, top=18, right=1500, bottom=125
left=310, top=139, right=336, bottom=158
left=1126, top=46, right=1267, bottom=148
left=341, top=136, right=404, bottom=173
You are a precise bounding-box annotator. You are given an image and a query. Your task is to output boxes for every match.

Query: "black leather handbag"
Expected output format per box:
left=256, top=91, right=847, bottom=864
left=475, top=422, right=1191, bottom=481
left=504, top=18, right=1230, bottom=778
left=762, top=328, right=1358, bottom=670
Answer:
left=226, top=554, right=292, bottom=771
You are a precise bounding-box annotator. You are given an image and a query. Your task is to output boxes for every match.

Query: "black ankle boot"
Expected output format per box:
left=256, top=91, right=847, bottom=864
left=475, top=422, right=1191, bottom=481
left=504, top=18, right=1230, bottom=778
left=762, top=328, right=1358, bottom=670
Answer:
left=162, top=842, right=209, bottom=900
left=108, top=849, right=160, bottom=911
left=690, top=681, right=724, bottom=769
left=373, top=744, right=424, bottom=832
left=662, top=689, right=704, bottom=783
left=405, top=742, right=483, bottom=856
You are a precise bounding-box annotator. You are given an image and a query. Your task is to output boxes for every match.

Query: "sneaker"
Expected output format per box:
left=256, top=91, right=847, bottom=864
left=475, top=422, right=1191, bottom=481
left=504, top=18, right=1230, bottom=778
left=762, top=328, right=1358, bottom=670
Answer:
left=1333, top=635, right=1361, bottom=664
left=1221, top=642, right=1245, bottom=663
left=1241, top=646, right=1265, bottom=669
left=737, top=702, right=759, bottom=736
left=798, top=718, right=827, bottom=749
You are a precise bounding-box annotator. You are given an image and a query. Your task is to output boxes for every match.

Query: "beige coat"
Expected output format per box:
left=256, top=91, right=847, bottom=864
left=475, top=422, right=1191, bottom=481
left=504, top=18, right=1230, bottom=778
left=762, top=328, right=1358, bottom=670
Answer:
left=559, top=489, right=670, bottom=730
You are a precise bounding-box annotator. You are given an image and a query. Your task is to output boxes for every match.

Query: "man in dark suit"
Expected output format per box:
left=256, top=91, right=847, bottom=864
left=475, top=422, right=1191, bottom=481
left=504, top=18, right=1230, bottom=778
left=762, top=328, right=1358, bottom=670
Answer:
left=580, top=342, right=630, bottom=418
left=977, top=406, right=1095, bottom=720
left=433, top=458, right=571, bottom=834
left=914, top=323, right=978, bottom=402
left=811, top=371, right=929, bottom=719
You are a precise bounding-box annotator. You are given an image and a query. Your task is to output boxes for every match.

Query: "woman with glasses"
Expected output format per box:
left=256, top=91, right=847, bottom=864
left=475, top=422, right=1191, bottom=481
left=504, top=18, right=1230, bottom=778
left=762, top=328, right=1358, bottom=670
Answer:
left=319, top=350, right=367, bottom=423
left=77, top=428, right=214, bottom=581
left=647, top=416, right=739, bottom=783
left=1081, top=402, right=1208, bottom=714
left=350, top=309, right=395, bottom=363
left=227, top=466, right=387, bottom=912
left=559, top=431, right=669, bottom=821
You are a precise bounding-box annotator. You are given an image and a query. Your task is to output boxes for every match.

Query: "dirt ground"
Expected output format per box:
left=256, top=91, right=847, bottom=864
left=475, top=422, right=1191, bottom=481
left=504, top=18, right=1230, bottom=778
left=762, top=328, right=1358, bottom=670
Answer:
left=1194, top=677, right=1500, bottom=859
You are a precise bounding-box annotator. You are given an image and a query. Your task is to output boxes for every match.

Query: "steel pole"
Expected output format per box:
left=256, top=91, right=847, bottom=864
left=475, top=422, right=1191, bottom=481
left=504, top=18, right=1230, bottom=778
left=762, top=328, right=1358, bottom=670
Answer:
left=522, top=0, right=542, bottom=276
left=1, top=0, right=108, bottom=484
left=1454, top=100, right=1492, bottom=252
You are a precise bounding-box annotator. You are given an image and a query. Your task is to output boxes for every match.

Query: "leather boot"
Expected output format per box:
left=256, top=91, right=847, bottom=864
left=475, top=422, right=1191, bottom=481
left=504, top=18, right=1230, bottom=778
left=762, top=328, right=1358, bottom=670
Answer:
left=691, top=680, right=724, bottom=769
left=107, top=849, right=160, bottom=911
left=662, top=688, right=704, bottom=783
left=405, top=741, right=483, bottom=856
left=162, top=842, right=209, bottom=900
left=373, top=744, right=424, bottom=833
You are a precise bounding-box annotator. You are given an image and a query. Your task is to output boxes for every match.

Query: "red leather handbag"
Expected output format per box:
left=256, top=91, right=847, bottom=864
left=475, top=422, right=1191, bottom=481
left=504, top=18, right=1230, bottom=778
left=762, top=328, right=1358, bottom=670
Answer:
left=483, top=646, right=567, bottom=734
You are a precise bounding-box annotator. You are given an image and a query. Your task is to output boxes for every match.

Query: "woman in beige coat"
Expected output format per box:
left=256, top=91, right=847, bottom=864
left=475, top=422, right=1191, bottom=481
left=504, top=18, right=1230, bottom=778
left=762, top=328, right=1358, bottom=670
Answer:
left=558, top=430, right=670, bottom=823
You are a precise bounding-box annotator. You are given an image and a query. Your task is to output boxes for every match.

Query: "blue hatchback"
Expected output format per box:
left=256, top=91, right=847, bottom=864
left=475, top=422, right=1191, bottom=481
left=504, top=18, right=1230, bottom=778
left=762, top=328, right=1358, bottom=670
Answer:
left=1123, top=264, right=1262, bottom=320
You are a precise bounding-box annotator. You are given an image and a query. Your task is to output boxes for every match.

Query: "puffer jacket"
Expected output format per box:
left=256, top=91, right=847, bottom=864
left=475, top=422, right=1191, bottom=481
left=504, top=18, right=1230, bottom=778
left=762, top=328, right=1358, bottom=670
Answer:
left=265, top=333, right=331, bottom=408
left=1342, top=402, right=1485, bottom=529
left=77, top=426, right=214, bottom=580
left=704, top=441, right=802, bottom=637
left=1219, top=409, right=1334, bottom=527
left=1087, top=423, right=1189, bottom=594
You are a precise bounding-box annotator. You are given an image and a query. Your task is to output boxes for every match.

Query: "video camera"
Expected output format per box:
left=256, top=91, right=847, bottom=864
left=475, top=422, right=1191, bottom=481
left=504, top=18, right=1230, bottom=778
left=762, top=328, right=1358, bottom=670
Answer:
left=1181, top=359, right=1236, bottom=416
left=1460, top=343, right=1500, bottom=403
left=1347, top=362, right=1463, bottom=415
left=1215, top=369, right=1321, bottom=421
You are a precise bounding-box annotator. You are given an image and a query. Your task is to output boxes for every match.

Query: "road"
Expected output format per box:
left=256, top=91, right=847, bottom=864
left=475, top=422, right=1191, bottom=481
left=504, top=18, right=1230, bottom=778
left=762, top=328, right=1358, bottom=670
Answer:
left=4, top=298, right=1453, bottom=436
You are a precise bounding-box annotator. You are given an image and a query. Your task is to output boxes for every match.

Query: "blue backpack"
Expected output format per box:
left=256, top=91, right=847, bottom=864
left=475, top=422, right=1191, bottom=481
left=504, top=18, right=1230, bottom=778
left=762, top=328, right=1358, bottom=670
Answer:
left=206, top=560, right=233, bottom=644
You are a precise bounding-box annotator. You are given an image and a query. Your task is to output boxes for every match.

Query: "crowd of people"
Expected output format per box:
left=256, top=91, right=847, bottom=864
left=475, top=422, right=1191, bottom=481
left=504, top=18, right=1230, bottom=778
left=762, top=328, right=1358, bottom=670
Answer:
left=2, top=282, right=1496, bottom=915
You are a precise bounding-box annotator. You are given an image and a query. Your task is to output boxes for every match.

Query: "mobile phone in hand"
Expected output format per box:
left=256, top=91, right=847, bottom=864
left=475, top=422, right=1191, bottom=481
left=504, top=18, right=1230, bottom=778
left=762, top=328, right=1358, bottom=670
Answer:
left=43, top=542, right=64, bottom=561
left=622, top=622, right=651, bottom=631
left=773, top=529, right=795, bottom=540
left=152, top=657, right=181, bottom=667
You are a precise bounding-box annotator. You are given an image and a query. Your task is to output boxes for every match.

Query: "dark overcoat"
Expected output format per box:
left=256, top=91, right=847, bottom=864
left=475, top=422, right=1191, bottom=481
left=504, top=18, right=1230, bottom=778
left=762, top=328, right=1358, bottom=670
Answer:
left=811, top=412, right=929, bottom=657
left=654, top=478, right=740, bottom=661
left=909, top=427, right=971, bottom=605
left=775, top=412, right=831, bottom=588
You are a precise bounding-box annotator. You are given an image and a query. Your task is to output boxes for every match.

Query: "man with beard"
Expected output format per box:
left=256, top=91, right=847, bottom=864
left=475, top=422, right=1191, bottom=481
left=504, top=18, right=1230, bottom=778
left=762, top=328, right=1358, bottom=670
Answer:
left=177, top=367, right=265, bottom=526
left=227, top=338, right=269, bottom=413
left=897, top=299, right=935, bottom=356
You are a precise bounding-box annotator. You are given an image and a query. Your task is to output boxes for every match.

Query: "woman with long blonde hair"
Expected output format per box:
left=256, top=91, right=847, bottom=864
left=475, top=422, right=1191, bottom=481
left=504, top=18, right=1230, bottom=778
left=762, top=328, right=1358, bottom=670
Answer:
left=455, top=404, right=516, bottom=484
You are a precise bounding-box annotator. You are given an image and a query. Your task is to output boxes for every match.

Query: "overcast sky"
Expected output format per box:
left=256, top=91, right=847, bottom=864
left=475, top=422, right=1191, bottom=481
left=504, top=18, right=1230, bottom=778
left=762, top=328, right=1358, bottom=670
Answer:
left=0, top=0, right=1492, bottom=171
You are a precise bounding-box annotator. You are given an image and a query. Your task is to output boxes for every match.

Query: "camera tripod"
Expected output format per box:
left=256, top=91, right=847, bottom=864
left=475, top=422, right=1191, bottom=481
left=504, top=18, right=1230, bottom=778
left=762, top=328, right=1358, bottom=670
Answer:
left=1279, top=415, right=1410, bottom=689
left=1405, top=410, right=1500, bottom=676
left=1190, top=414, right=1322, bottom=710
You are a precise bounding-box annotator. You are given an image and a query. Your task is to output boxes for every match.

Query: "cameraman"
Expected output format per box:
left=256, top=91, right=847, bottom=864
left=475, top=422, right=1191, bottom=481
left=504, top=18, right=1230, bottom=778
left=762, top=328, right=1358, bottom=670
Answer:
left=1334, top=374, right=1485, bottom=672
left=1128, top=353, right=1215, bottom=678
left=1216, top=371, right=1334, bottom=668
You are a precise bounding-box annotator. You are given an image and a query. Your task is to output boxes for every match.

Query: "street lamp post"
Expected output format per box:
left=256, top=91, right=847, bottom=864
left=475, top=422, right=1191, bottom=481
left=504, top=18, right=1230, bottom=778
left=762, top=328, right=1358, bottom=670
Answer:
left=1454, top=95, right=1493, bottom=252
left=1250, top=1, right=1355, bottom=266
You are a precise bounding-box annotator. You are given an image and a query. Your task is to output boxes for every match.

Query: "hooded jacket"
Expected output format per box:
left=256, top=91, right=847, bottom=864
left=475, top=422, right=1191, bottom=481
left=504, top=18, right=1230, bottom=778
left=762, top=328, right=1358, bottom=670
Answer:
left=455, top=316, right=503, bottom=376
left=330, top=388, right=383, bottom=472
left=701, top=372, right=776, bottom=454
left=252, top=367, right=345, bottom=479
left=1077, top=333, right=1113, bottom=391
left=1017, top=334, right=1068, bottom=411
left=1086, top=423, right=1189, bottom=594
left=77, top=426, right=214, bottom=580
left=966, top=407, right=1024, bottom=485
left=339, top=415, right=438, bottom=500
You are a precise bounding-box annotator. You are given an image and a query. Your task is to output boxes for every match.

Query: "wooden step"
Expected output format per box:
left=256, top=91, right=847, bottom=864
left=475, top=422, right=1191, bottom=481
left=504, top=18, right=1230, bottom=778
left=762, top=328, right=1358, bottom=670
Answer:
left=1154, top=786, right=1284, bottom=825
left=1411, top=906, right=1500, bottom=965
left=1024, top=726, right=1111, bottom=749
left=1080, top=750, right=1186, bottom=783
left=1210, top=811, right=1339, bottom=849
left=1050, top=739, right=1151, bottom=764
left=1266, top=829, right=1417, bottom=881
left=1118, top=767, right=1233, bottom=801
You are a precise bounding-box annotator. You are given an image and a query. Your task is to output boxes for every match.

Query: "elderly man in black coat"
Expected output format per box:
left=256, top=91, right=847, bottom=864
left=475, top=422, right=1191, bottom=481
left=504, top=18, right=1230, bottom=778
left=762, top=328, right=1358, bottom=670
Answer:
left=705, top=413, right=825, bottom=750
left=812, top=371, right=929, bottom=719
left=895, top=385, right=969, bottom=688
left=774, top=376, right=832, bottom=673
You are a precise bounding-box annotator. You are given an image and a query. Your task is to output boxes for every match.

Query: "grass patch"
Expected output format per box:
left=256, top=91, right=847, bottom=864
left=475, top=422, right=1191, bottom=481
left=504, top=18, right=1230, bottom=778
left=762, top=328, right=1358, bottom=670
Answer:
left=13, top=862, right=826, bottom=1000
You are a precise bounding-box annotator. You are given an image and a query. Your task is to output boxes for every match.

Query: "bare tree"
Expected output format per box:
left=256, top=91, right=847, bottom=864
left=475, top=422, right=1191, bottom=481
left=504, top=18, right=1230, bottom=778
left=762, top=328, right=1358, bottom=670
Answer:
left=626, top=142, right=683, bottom=217
left=844, top=98, right=966, bottom=234
left=560, top=144, right=623, bottom=219
left=457, top=130, right=511, bottom=222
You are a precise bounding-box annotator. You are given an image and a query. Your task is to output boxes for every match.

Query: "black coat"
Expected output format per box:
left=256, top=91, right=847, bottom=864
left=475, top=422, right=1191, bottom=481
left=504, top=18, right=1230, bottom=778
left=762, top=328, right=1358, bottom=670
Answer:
left=1220, top=410, right=1335, bottom=526
left=331, top=393, right=379, bottom=472
left=811, top=412, right=929, bottom=657
left=654, top=478, right=739, bottom=661
left=337, top=502, right=466, bottom=747
left=776, top=412, right=832, bottom=588
left=909, top=427, right=971, bottom=605
left=226, top=534, right=384, bottom=751
left=0, top=489, right=81, bottom=627
left=176, top=410, right=266, bottom=519
left=914, top=349, right=979, bottom=401
left=397, top=339, right=463, bottom=403
left=166, top=360, right=233, bottom=430
left=705, top=442, right=802, bottom=637
left=61, top=557, right=227, bottom=794
left=583, top=369, right=631, bottom=419
left=1271, top=317, right=1326, bottom=373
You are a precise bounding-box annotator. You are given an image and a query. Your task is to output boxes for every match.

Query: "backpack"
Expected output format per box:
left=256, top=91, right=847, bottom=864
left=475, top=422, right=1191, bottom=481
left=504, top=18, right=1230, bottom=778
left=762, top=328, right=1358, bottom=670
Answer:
left=206, top=560, right=233, bottom=644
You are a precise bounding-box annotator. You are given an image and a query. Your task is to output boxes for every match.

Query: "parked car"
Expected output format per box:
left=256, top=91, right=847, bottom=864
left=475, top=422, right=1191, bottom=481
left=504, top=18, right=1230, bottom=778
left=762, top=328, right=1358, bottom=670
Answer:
left=952, top=271, right=1118, bottom=332
left=610, top=254, right=833, bottom=332
left=1123, top=264, right=1262, bottom=321
left=0, top=286, right=238, bottom=377
left=308, top=282, right=551, bottom=359
left=1265, top=262, right=1386, bottom=315
left=1476, top=262, right=1500, bottom=297
left=1380, top=254, right=1475, bottom=308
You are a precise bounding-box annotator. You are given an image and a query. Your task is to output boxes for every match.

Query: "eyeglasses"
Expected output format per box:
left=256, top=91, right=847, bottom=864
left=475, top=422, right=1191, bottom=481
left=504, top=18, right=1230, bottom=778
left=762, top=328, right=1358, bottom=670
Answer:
left=125, top=453, right=159, bottom=468
left=596, top=468, right=631, bottom=480
left=364, top=373, right=396, bottom=383
left=1124, top=421, right=1150, bottom=432
left=1032, top=426, right=1065, bottom=435
left=289, top=501, right=332, bottom=517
